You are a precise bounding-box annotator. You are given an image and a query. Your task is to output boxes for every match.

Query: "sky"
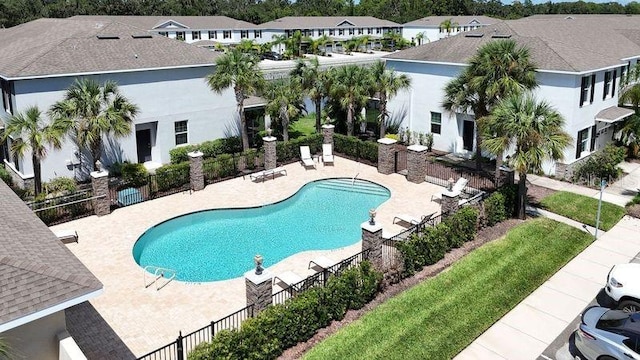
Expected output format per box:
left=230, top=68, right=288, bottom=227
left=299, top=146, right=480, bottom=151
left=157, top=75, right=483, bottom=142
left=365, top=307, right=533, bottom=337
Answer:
left=502, top=0, right=634, bottom=3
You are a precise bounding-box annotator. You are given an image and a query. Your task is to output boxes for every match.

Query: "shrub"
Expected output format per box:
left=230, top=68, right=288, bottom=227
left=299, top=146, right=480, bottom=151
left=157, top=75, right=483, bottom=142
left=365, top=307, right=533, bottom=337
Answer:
left=169, top=145, right=199, bottom=164
left=497, top=184, right=518, bottom=218
left=108, top=161, right=125, bottom=178
left=424, top=132, right=434, bottom=151
left=169, top=137, right=243, bottom=164
left=154, top=162, right=189, bottom=192
left=334, top=134, right=378, bottom=163
left=121, top=163, right=149, bottom=187
left=484, top=192, right=507, bottom=226
left=43, top=177, right=77, bottom=196
left=0, top=165, right=13, bottom=186
left=242, top=149, right=258, bottom=170
left=385, top=133, right=399, bottom=141
left=276, top=134, right=323, bottom=163
left=203, top=154, right=236, bottom=180
left=573, top=144, right=626, bottom=183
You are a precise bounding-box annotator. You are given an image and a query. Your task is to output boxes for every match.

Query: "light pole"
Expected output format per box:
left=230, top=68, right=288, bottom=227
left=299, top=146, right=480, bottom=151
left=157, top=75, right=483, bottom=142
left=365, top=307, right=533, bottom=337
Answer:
left=594, top=179, right=607, bottom=239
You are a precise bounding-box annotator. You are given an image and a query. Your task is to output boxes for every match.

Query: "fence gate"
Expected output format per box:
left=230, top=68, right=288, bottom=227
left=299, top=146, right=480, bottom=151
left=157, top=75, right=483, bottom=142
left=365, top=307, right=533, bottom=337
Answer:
left=394, top=145, right=408, bottom=175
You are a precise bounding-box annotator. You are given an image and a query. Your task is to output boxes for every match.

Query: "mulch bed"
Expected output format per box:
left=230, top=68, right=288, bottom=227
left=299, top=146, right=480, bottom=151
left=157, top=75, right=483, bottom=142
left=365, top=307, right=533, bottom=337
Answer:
left=278, top=218, right=525, bottom=360
left=527, top=184, right=557, bottom=207
left=627, top=204, right=640, bottom=219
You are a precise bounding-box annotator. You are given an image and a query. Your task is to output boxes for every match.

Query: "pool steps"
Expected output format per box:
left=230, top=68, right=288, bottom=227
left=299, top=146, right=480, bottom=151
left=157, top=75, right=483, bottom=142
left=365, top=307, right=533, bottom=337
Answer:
left=317, top=178, right=389, bottom=197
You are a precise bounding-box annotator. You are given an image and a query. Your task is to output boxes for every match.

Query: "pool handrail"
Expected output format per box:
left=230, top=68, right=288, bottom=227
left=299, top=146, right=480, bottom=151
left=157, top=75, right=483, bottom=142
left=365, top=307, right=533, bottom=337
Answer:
left=143, top=265, right=176, bottom=291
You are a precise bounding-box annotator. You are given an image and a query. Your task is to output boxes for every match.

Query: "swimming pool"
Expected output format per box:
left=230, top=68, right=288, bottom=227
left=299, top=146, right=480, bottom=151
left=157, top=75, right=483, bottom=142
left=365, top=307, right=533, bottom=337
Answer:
left=132, top=178, right=390, bottom=282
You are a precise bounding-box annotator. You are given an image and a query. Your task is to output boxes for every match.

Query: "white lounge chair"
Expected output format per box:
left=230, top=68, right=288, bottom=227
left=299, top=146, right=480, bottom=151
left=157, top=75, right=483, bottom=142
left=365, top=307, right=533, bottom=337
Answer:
left=393, top=212, right=436, bottom=227
left=431, top=177, right=468, bottom=202
left=273, top=271, right=304, bottom=291
left=53, top=229, right=78, bottom=244
left=308, top=255, right=337, bottom=271
left=322, top=144, right=334, bottom=164
left=299, top=146, right=316, bottom=168
left=249, top=167, right=287, bottom=182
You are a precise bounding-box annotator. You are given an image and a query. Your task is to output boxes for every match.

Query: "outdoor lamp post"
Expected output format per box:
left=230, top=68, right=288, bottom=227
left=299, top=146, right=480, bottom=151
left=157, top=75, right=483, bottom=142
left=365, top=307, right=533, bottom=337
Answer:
left=369, top=209, right=377, bottom=225
left=594, top=179, right=607, bottom=239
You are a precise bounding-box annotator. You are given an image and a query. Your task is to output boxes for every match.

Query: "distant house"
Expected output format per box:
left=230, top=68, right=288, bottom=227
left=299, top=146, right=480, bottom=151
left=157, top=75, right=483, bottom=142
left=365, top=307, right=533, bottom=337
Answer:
left=385, top=15, right=639, bottom=177
left=402, top=15, right=496, bottom=44
left=0, top=179, right=103, bottom=359
left=71, top=15, right=261, bottom=46
left=0, top=18, right=241, bottom=185
left=257, top=16, right=402, bottom=53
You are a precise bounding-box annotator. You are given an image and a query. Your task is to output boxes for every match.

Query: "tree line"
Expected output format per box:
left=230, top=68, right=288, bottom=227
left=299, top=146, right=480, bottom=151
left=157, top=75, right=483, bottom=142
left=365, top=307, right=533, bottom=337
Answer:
left=2, top=0, right=640, bottom=28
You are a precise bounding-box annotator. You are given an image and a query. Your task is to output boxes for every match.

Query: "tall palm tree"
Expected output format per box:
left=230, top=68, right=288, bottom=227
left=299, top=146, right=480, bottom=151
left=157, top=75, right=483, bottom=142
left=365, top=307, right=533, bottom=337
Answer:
left=619, top=84, right=640, bottom=156
left=206, top=48, right=265, bottom=151
left=285, top=30, right=303, bottom=58
left=264, top=78, right=305, bottom=142
left=49, top=79, right=138, bottom=172
left=620, top=83, right=640, bottom=111
left=415, top=32, right=426, bottom=46
left=443, top=39, right=537, bottom=171
left=330, top=65, right=372, bottom=136
left=370, top=60, right=411, bottom=138
left=291, top=57, right=330, bottom=133
left=439, top=19, right=459, bottom=37
left=483, top=93, right=571, bottom=219
left=2, top=106, right=70, bottom=195
left=271, top=34, right=287, bottom=54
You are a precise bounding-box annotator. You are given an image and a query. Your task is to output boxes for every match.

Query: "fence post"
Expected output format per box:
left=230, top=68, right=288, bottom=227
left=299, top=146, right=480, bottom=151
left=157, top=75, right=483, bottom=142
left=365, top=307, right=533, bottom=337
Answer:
left=406, top=144, right=428, bottom=183
left=377, top=138, right=397, bottom=175
left=361, top=220, right=383, bottom=271
left=176, top=331, right=184, bottom=360
left=263, top=136, right=277, bottom=170
left=90, top=170, right=110, bottom=216
left=441, top=189, right=460, bottom=219
left=245, top=264, right=273, bottom=314
left=322, top=124, right=335, bottom=147
left=188, top=151, right=205, bottom=191
left=498, top=166, right=515, bottom=187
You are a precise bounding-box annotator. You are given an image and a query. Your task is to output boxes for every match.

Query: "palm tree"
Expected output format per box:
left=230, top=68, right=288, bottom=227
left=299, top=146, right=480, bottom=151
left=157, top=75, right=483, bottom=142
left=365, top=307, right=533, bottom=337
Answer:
left=619, top=84, right=640, bottom=156
left=443, top=39, right=537, bottom=171
left=285, top=30, right=303, bottom=58
left=291, top=58, right=330, bottom=133
left=271, top=34, right=287, bottom=54
left=2, top=106, right=70, bottom=195
left=49, top=79, right=138, bottom=172
left=0, top=337, right=10, bottom=359
left=439, top=19, right=459, bottom=37
left=206, top=48, right=265, bottom=151
left=370, top=60, right=411, bottom=138
left=620, top=83, right=640, bottom=111
left=330, top=65, right=372, bottom=136
left=264, top=78, right=305, bottom=142
left=415, top=32, right=426, bottom=46
left=483, top=93, right=571, bottom=219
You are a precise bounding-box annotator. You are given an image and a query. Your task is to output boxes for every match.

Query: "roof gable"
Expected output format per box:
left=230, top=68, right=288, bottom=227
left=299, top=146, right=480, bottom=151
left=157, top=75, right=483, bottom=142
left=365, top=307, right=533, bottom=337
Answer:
left=336, top=19, right=356, bottom=27
left=153, top=19, right=190, bottom=30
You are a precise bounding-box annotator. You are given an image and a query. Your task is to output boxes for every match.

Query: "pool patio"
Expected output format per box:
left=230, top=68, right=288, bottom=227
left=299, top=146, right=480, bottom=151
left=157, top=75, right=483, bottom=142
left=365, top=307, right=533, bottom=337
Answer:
left=51, top=156, right=444, bottom=357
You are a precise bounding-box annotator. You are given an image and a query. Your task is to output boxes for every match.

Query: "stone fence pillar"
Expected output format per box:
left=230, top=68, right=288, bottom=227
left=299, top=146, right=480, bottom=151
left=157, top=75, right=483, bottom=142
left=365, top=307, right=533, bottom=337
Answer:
left=188, top=151, right=204, bottom=191
left=406, top=144, right=428, bottom=184
left=362, top=220, right=384, bottom=271
left=498, top=166, right=515, bottom=187
left=377, top=138, right=397, bottom=175
left=263, top=136, right=277, bottom=170
left=441, top=189, right=460, bottom=219
left=90, top=170, right=110, bottom=216
left=245, top=267, right=273, bottom=314
left=322, top=124, right=335, bottom=147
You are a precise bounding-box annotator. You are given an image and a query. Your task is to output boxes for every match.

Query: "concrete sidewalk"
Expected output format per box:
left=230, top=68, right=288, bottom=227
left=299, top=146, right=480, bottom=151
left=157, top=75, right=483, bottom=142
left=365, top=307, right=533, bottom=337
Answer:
left=454, top=215, right=640, bottom=360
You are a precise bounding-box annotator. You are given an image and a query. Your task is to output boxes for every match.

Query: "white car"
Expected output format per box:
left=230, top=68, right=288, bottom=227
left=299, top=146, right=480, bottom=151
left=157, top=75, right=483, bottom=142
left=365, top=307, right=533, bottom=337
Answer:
left=605, top=263, right=640, bottom=313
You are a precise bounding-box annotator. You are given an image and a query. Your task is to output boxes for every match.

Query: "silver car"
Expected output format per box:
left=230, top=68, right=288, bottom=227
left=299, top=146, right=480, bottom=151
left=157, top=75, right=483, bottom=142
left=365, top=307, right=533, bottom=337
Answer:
left=574, top=306, right=640, bottom=360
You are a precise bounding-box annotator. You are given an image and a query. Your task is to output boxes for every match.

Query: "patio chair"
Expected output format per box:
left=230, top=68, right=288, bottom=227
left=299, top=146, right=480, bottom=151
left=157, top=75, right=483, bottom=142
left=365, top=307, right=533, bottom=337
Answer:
left=322, top=144, right=334, bottom=165
left=308, top=255, right=337, bottom=271
left=431, top=177, right=468, bottom=202
left=299, top=146, right=316, bottom=169
left=393, top=212, right=436, bottom=227
left=273, top=271, right=304, bottom=291
left=53, top=229, right=78, bottom=244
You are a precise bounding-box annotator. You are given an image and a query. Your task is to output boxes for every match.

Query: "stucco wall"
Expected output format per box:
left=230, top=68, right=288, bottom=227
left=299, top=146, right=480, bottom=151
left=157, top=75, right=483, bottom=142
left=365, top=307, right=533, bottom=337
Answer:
left=1, top=311, right=67, bottom=360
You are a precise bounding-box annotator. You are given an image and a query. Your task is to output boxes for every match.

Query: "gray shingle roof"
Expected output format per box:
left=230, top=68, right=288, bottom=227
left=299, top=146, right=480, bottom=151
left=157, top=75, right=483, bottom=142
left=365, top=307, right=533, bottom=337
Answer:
left=258, top=16, right=400, bottom=30
left=71, top=15, right=259, bottom=30
left=385, top=15, right=640, bottom=72
left=595, top=106, right=634, bottom=122
left=0, top=18, right=219, bottom=79
left=403, top=15, right=497, bottom=27
left=0, top=180, right=102, bottom=330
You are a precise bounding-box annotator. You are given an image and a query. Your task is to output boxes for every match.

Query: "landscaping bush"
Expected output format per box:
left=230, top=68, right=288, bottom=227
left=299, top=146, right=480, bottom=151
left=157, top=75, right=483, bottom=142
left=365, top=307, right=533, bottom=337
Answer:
left=203, top=154, right=236, bottom=180
left=169, top=145, right=199, bottom=164
left=276, top=134, right=323, bottom=163
left=153, top=162, right=189, bottom=192
left=189, top=262, right=382, bottom=360
left=484, top=192, right=508, bottom=226
left=334, top=134, right=378, bottom=163
left=108, top=161, right=125, bottom=178
left=121, top=163, right=149, bottom=187
left=497, top=184, right=518, bottom=218
left=169, top=137, right=243, bottom=164
left=242, top=149, right=259, bottom=170
left=0, top=165, right=12, bottom=186
left=42, top=176, right=77, bottom=196
left=573, top=144, right=626, bottom=183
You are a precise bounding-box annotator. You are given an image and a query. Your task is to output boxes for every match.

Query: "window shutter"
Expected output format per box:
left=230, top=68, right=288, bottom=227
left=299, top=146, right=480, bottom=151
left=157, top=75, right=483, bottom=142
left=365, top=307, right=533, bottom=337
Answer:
left=590, top=74, right=596, bottom=103
left=612, top=70, right=617, bottom=97
left=580, top=77, right=587, bottom=106
left=576, top=131, right=582, bottom=159
left=603, top=72, right=608, bottom=100
left=590, top=125, right=597, bottom=152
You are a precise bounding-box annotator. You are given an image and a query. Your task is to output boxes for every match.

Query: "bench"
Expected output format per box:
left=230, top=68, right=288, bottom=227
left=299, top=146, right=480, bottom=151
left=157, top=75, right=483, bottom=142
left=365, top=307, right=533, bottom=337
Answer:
left=249, top=167, right=287, bottom=182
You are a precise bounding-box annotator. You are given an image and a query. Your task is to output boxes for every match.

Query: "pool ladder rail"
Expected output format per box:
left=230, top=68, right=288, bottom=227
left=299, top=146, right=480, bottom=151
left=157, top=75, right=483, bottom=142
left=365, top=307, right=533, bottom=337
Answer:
left=143, top=265, right=176, bottom=291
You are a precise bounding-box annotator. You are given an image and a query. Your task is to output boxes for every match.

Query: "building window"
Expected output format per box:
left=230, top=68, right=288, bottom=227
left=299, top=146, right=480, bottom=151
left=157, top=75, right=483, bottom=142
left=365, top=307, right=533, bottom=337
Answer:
left=580, top=74, right=595, bottom=107
left=576, top=127, right=590, bottom=158
left=339, top=29, right=344, bottom=36
left=192, top=31, right=201, bottom=40
left=159, top=31, right=168, bottom=37
left=376, top=28, right=381, bottom=34
left=358, top=28, right=363, bottom=35
left=208, top=31, right=217, bottom=39
left=254, top=30, right=262, bottom=38
left=603, top=71, right=613, bottom=99
left=176, top=32, right=185, bottom=41
left=175, top=121, right=188, bottom=145
left=329, top=29, right=335, bottom=36
left=430, top=112, right=442, bottom=134
left=1, top=80, right=13, bottom=114
left=241, top=30, right=249, bottom=38
left=348, top=28, right=353, bottom=35
left=621, top=65, right=627, bottom=84
left=318, top=29, right=324, bottom=36
left=223, top=31, right=231, bottom=39
left=367, top=28, right=372, bottom=34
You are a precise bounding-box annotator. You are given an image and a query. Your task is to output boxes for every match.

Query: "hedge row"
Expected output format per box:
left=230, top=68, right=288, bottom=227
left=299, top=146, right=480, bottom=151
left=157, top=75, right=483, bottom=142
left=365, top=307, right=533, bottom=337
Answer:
left=333, top=134, right=378, bottom=163
left=276, top=134, right=323, bottom=163
left=189, top=262, right=382, bottom=360
left=169, top=137, right=243, bottom=164
left=153, top=162, right=190, bottom=192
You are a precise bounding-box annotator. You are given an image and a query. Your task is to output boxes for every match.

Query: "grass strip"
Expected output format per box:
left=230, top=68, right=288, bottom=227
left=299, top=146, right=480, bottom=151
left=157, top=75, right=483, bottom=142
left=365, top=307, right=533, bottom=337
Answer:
left=304, top=218, right=593, bottom=360
left=540, top=191, right=626, bottom=231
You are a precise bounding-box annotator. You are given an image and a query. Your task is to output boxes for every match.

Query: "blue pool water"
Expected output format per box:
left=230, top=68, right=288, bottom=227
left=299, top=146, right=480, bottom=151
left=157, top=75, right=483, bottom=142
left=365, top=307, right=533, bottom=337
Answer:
left=132, top=178, right=390, bottom=282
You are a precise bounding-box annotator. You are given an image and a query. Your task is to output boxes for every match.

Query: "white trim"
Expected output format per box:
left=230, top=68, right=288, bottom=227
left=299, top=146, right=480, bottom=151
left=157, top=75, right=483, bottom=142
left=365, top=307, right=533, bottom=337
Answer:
left=152, top=19, right=190, bottom=30
left=385, top=58, right=467, bottom=67
left=2, top=63, right=216, bottom=81
left=0, top=288, right=103, bottom=333
left=3, top=159, right=32, bottom=180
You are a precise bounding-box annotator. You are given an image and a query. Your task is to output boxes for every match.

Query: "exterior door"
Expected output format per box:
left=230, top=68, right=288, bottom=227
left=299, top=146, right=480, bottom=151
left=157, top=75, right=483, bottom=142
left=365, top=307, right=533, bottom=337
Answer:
left=462, top=120, right=474, bottom=151
left=136, top=129, right=152, bottom=163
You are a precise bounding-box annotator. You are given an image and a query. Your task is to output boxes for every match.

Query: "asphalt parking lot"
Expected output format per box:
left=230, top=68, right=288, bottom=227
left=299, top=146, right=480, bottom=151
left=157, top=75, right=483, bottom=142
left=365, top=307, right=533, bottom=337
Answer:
left=537, top=254, right=640, bottom=360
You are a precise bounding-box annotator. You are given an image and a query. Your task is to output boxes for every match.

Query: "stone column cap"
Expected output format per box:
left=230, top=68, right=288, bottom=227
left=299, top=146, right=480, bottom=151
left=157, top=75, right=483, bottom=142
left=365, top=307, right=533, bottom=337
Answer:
left=90, top=170, right=109, bottom=179
left=499, top=165, right=514, bottom=172
left=361, top=221, right=383, bottom=233
left=377, top=138, right=397, bottom=145
left=407, top=144, right=428, bottom=152
left=245, top=269, right=273, bottom=284
left=262, top=136, right=277, bottom=142
left=188, top=151, right=204, bottom=158
left=442, top=189, right=461, bottom=198
left=321, top=124, right=335, bottom=129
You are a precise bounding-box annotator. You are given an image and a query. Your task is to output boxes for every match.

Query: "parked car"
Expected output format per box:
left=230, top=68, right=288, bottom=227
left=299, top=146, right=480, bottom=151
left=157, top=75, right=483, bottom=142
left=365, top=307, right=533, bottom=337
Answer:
left=574, top=306, right=640, bottom=360
left=605, top=263, right=640, bottom=313
left=262, top=51, right=283, bottom=61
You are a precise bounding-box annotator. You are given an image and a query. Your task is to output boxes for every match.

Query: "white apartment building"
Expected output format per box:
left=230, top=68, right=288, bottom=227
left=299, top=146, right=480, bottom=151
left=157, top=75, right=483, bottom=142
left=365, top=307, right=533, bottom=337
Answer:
left=402, top=15, right=496, bottom=44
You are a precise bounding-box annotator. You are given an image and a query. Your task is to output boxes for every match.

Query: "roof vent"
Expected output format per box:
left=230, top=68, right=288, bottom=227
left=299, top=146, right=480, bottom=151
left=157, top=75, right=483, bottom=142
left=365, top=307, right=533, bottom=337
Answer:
left=465, top=33, right=484, bottom=38
left=96, top=35, right=119, bottom=40
left=491, top=34, right=512, bottom=39
left=132, top=34, right=152, bottom=39
left=564, top=16, right=575, bottom=20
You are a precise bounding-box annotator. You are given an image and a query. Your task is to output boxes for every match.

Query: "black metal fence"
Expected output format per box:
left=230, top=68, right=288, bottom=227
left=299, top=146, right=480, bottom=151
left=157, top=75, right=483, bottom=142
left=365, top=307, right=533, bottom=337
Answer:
left=203, top=151, right=265, bottom=185
left=27, top=189, right=96, bottom=226
left=425, top=160, right=496, bottom=191
left=394, top=145, right=407, bottom=174
left=137, top=304, right=254, bottom=360
left=109, top=169, right=190, bottom=209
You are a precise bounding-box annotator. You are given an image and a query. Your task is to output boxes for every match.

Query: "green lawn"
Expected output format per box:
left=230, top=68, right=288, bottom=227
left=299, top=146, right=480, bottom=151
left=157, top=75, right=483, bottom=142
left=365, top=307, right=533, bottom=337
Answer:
left=304, top=218, right=593, bottom=360
left=540, top=191, right=626, bottom=231
left=290, top=114, right=317, bottom=138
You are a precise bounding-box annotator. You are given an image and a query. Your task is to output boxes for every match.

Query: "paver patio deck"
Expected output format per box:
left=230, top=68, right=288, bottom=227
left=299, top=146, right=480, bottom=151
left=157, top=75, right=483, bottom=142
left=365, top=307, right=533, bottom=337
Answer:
left=52, top=156, right=445, bottom=357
